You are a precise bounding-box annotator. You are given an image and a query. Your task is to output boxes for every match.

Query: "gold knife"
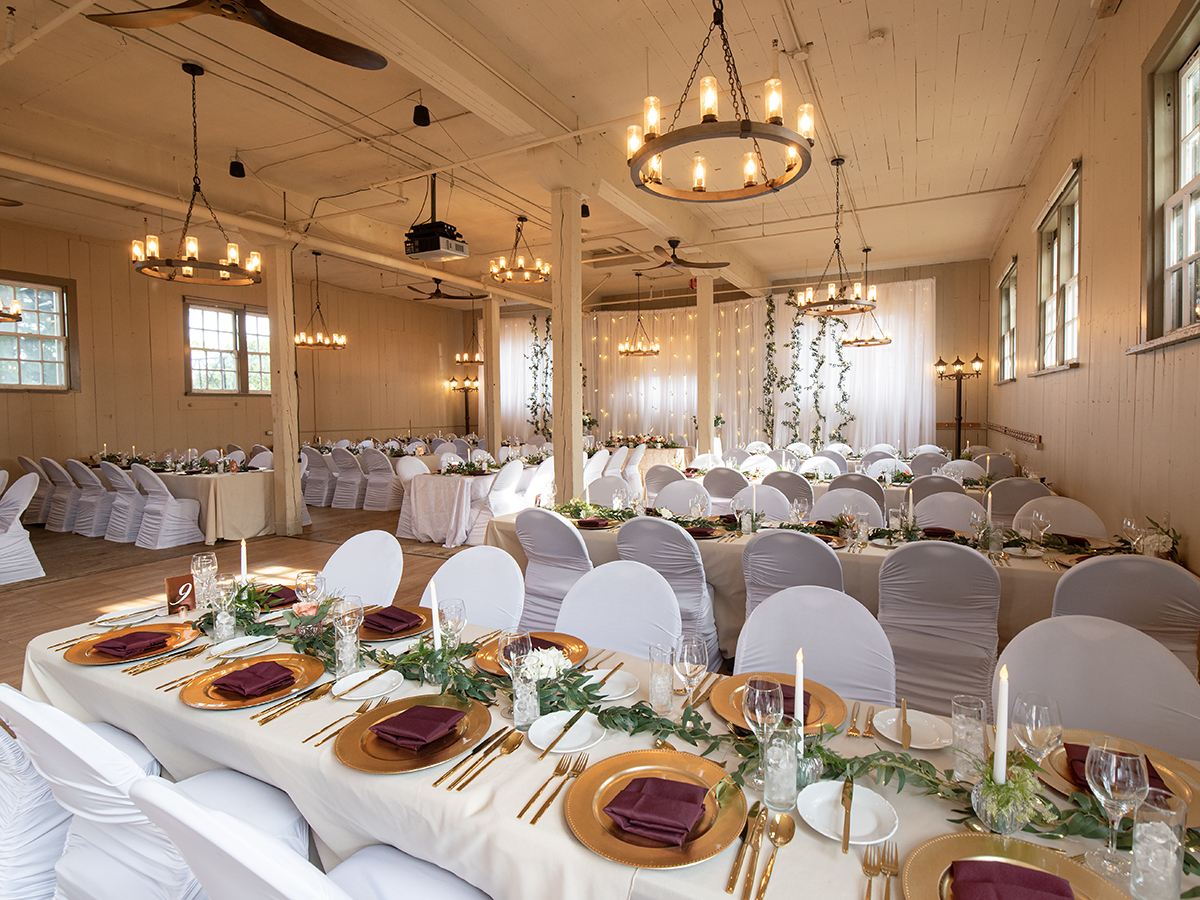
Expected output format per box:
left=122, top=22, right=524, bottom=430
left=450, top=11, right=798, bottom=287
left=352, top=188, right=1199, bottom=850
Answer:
left=740, top=806, right=769, bottom=900
left=433, top=727, right=512, bottom=787
left=840, top=778, right=854, bottom=854
left=537, top=707, right=587, bottom=761
left=725, top=801, right=761, bottom=893
left=900, top=698, right=911, bottom=751
left=694, top=672, right=722, bottom=709
left=596, top=661, right=624, bottom=687
left=331, top=666, right=390, bottom=698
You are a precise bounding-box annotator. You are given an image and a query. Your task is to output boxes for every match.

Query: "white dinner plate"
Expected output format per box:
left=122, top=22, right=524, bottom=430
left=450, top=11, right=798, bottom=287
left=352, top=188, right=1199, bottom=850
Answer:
left=796, top=780, right=899, bottom=846
left=207, top=635, right=279, bottom=659
left=1007, top=546, right=1044, bottom=558
left=583, top=668, right=640, bottom=702
left=871, top=707, right=953, bottom=750
left=868, top=538, right=896, bottom=549
left=331, top=668, right=405, bottom=700
left=528, top=710, right=605, bottom=754
left=258, top=609, right=286, bottom=624
left=92, top=605, right=164, bottom=626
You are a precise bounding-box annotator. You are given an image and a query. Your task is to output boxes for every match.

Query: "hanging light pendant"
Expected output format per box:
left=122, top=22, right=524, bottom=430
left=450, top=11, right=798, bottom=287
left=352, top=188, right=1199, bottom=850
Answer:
left=842, top=247, right=890, bottom=347
left=618, top=273, right=660, bottom=357
left=456, top=297, right=484, bottom=365
left=490, top=216, right=549, bottom=284
left=294, top=252, right=346, bottom=349
left=628, top=18, right=815, bottom=203
left=131, top=63, right=261, bottom=286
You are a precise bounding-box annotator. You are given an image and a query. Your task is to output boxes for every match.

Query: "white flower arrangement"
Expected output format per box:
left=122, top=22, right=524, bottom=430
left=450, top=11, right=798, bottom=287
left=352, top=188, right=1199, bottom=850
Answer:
left=523, top=647, right=572, bottom=680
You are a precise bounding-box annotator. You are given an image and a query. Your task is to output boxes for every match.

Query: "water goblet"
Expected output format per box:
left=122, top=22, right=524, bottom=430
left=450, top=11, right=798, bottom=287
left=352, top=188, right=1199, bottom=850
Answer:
left=496, top=631, right=532, bottom=720
left=888, top=508, right=904, bottom=533
left=742, top=676, right=784, bottom=791
left=1085, top=736, right=1150, bottom=878
left=294, top=570, right=325, bottom=605
left=437, top=598, right=466, bottom=650
left=1012, top=691, right=1062, bottom=765
left=1031, top=510, right=1050, bottom=543
left=689, top=495, right=705, bottom=519
left=1122, top=517, right=1147, bottom=552
left=673, top=634, right=707, bottom=711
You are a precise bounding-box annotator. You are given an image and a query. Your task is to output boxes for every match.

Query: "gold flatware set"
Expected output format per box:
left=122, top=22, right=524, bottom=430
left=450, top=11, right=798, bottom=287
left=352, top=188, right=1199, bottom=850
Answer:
left=529, top=753, right=588, bottom=825
left=861, top=842, right=897, bottom=899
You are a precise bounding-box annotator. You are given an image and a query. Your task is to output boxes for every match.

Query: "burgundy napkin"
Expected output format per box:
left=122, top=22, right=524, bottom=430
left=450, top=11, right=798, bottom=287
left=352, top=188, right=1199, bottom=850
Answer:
left=922, top=526, right=956, bottom=538
left=1050, top=533, right=1091, bottom=547
left=815, top=519, right=838, bottom=529
left=686, top=526, right=715, bottom=537
left=747, top=679, right=811, bottom=723
left=719, top=514, right=739, bottom=527
left=211, top=660, right=296, bottom=697
left=603, top=777, right=708, bottom=846
left=1063, top=743, right=1169, bottom=794
left=363, top=606, right=422, bottom=634
left=950, top=860, right=1075, bottom=900
left=529, top=636, right=563, bottom=652
left=812, top=533, right=838, bottom=544
left=577, top=518, right=612, bottom=528
left=369, top=706, right=466, bottom=750
left=262, top=585, right=296, bottom=608
left=92, top=630, right=170, bottom=658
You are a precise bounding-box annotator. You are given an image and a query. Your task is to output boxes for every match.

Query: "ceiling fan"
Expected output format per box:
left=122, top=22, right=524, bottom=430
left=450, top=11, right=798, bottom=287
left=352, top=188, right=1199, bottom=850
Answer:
left=407, top=278, right=488, bottom=301
left=87, top=0, right=388, bottom=70
left=638, top=238, right=730, bottom=272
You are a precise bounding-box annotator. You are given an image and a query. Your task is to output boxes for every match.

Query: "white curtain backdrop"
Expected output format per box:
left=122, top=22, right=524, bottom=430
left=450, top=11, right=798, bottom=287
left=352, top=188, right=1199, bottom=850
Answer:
left=497, top=278, right=935, bottom=450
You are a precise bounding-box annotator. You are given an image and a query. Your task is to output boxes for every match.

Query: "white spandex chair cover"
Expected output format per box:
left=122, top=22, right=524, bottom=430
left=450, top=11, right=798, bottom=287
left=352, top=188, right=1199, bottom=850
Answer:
left=815, top=451, right=849, bottom=474
left=582, top=449, right=610, bottom=487
left=995, top=617, right=1200, bottom=759
left=131, top=466, right=203, bottom=550
left=248, top=451, right=273, bottom=469
left=785, top=442, right=813, bottom=459
left=430, top=438, right=448, bottom=451
left=515, top=508, right=593, bottom=632
left=66, top=460, right=115, bottom=538
left=868, top=443, right=897, bottom=455
left=522, top=458, right=556, bottom=507
left=740, top=455, right=778, bottom=479
left=602, top=446, right=629, bottom=478
left=329, top=448, right=367, bottom=509
left=585, top=475, right=630, bottom=508
left=909, top=451, right=950, bottom=476
left=723, top=448, right=751, bottom=466
left=0, top=474, right=44, bottom=584
left=17, top=457, right=52, bottom=525
left=496, top=446, right=515, bottom=464
left=798, top=456, right=840, bottom=478
left=0, top=685, right=308, bottom=900
left=556, top=561, right=682, bottom=659
left=332, top=439, right=351, bottom=449
left=101, top=462, right=147, bottom=544
left=939, top=459, right=986, bottom=479
left=965, top=445, right=995, bottom=456
left=470, top=450, right=494, bottom=464
left=518, top=444, right=537, bottom=458
left=643, top=465, right=684, bottom=503
left=702, top=468, right=750, bottom=513
left=766, top=449, right=800, bottom=470
left=859, top=450, right=895, bottom=471
left=528, top=434, right=544, bottom=448
left=250, top=444, right=270, bottom=457
left=224, top=443, right=244, bottom=455
left=617, top=518, right=720, bottom=669
left=915, top=493, right=987, bottom=533
left=912, top=443, right=943, bottom=455
left=405, top=441, right=426, bottom=455
left=653, top=481, right=712, bottom=515
left=904, top=474, right=966, bottom=509
left=129, top=777, right=488, bottom=900
left=39, top=458, right=80, bottom=533
left=622, top=444, right=647, bottom=498
left=827, top=474, right=886, bottom=515
left=760, top=471, right=814, bottom=506
left=973, top=453, right=1016, bottom=478
left=419, top=546, right=524, bottom=631
left=734, top=587, right=896, bottom=706
left=983, top=478, right=1052, bottom=529
left=465, top=460, right=527, bottom=546
left=689, top=453, right=722, bottom=470
left=394, top=457, right=428, bottom=487
left=439, top=453, right=466, bottom=471
left=808, top=488, right=885, bottom=527
left=744, top=441, right=772, bottom=454
left=199, top=450, right=221, bottom=463
left=867, top=459, right=912, bottom=480
left=224, top=450, right=246, bottom=466
left=321, top=531, right=403, bottom=607
left=451, top=439, right=470, bottom=458
left=825, top=442, right=854, bottom=458
left=300, top=448, right=335, bottom=506
left=730, top=485, right=789, bottom=522
left=360, top=448, right=403, bottom=512
left=1013, top=496, right=1107, bottom=540
left=1051, top=555, right=1200, bottom=678
left=878, top=542, right=1000, bottom=716
left=741, top=530, right=843, bottom=617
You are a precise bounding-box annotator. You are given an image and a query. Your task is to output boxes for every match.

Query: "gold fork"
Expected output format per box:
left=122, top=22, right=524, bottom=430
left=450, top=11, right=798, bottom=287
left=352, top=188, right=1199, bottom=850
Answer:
left=879, top=841, right=898, bottom=900
left=582, top=652, right=614, bottom=672
left=530, top=753, right=588, bottom=824
left=862, top=844, right=881, bottom=900
left=303, top=699, right=371, bottom=743
left=518, top=755, right=571, bottom=818
left=314, top=697, right=388, bottom=747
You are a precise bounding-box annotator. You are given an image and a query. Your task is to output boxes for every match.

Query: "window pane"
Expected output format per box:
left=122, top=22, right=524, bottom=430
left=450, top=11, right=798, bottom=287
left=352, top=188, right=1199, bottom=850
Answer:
left=37, top=290, right=56, bottom=313
left=18, top=338, right=40, bottom=360
left=20, top=361, right=41, bottom=384
left=0, top=335, right=16, bottom=358
left=0, top=360, right=16, bottom=383
left=42, top=363, right=63, bottom=386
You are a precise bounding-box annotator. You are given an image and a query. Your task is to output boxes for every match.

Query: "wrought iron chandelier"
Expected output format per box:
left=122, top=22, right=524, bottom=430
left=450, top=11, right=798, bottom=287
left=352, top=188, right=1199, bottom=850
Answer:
left=490, top=216, right=549, bottom=284
left=294, top=252, right=346, bottom=349
left=628, top=7, right=815, bottom=204
left=130, top=63, right=261, bottom=286
left=788, top=158, right=874, bottom=316
left=841, top=248, right=890, bottom=347
left=0, top=295, right=21, bottom=323
left=457, top=298, right=483, bottom=365
left=618, top=274, right=660, bottom=357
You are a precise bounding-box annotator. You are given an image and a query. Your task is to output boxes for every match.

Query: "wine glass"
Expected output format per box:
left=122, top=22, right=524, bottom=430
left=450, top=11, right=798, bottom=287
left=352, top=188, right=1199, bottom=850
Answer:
left=689, top=495, right=705, bottom=519
left=1012, top=692, right=1063, bottom=765
left=1122, top=517, right=1147, bottom=552
left=496, top=630, right=532, bottom=719
left=742, top=676, right=785, bottom=790
left=438, top=598, right=466, bottom=650
left=673, top=634, right=707, bottom=711
left=294, top=570, right=325, bottom=605
left=1031, top=510, right=1050, bottom=543
left=1085, top=736, right=1150, bottom=877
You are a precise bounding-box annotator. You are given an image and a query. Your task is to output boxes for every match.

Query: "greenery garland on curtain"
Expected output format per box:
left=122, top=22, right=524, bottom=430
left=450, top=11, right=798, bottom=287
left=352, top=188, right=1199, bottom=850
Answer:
left=757, top=294, right=778, bottom=442
left=829, top=318, right=855, bottom=444
left=806, top=316, right=830, bottom=448
left=779, top=291, right=806, bottom=444
left=526, top=314, right=553, bottom=438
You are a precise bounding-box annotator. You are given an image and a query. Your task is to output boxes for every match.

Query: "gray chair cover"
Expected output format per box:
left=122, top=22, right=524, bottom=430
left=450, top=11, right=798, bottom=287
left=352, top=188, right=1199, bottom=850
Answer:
left=914, top=493, right=986, bottom=533
left=904, top=474, right=965, bottom=510
left=909, top=451, right=950, bottom=476
left=827, top=473, right=886, bottom=515
left=515, top=508, right=593, bottom=631
left=643, top=464, right=684, bottom=503
left=984, top=478, right=1052, bottom=529
left=812, top=449, right=848, bottom=474
left=653, top=481, right=711, bottom=515
left=741, top=530, right=843, bottom=617
left=761, top=470, right=815, bottom=505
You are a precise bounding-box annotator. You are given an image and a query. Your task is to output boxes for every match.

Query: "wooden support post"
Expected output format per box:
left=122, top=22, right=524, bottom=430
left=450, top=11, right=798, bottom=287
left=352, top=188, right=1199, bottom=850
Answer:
left=267, top=245, right=302, bottom=535
left=550, top=186, right=583, bottom=502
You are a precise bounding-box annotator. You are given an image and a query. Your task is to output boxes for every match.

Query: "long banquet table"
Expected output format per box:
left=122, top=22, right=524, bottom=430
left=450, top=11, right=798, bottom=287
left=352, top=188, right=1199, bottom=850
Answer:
left=396, top=473, right=492, bottom=548
left=26, top=618, right=1165, bottom=900
left=485, top=513, right=1064, bottom=658
left=158, top=470, right=275, bottom=545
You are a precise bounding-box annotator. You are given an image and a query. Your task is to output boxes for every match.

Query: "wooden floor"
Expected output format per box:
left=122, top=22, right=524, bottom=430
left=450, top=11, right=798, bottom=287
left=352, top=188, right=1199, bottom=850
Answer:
left=0, top=507, right=463, bottom=688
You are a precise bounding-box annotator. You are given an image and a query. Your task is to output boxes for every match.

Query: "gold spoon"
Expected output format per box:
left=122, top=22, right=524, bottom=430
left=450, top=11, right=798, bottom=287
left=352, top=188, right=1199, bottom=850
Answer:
left=456, top=731, right=524, bottom=790
left=755, top=813, right=796, bottom=900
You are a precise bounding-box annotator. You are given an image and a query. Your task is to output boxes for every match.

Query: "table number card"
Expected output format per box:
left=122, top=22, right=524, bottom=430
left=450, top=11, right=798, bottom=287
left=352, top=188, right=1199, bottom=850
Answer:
left=165, top=574, right=196, bottom=613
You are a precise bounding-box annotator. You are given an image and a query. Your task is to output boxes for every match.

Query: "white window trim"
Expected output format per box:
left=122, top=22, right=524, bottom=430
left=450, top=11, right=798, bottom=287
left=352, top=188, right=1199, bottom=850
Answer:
left=0, top=269, right=79, bottom=392
left=1035, top=169, right=1081, bottom=374
left=183, top=297, right=271, bottom=396
left=996, top=256, right=1018, bottom=384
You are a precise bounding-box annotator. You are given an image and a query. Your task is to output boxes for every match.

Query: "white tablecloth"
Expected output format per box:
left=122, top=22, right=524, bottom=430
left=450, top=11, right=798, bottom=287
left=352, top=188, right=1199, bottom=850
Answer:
left=396, top=474, right=495, bottom=548
left=158, top=471, right=274, bottom=545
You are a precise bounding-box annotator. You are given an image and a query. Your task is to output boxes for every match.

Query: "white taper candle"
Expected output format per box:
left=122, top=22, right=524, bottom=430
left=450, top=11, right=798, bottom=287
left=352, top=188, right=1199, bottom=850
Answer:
left=240, top=539, right=247, bottom=583
left=430, top=580, right=442, bottom=651
left=993, top=664, right=1009, bottom=785
left=795, top=647, right=804, bottom=758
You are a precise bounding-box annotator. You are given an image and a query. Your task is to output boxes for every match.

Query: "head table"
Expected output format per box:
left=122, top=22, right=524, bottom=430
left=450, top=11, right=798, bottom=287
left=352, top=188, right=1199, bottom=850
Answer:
left=24, top=617, right=1177, bottom=900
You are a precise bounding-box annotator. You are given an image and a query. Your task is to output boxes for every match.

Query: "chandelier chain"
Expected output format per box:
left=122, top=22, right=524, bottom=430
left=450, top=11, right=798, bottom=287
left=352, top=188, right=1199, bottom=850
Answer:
left=175, top=71, right=230, bottom=260
left=666, top=19, right=717, bottom=136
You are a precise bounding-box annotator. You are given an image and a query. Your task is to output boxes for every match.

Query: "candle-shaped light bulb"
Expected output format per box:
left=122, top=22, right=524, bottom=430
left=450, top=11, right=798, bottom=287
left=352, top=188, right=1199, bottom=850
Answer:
left=786, top=145, right=799, bottom=171
left=804, top=287, right=814, bottom=305
left=430, top=580, right=442, bottom=651
left=146, top=234, right=160, bottom=258
left=743, top=151, right=757, bottom=187
left=699, top=76, right=719, bottom=122
left=648, top=153, right=663, bottom=185
left=131, top=240, right=145, bottom=262
left=627, top=124, right=642, bottom=162
left=854, top=282, right=862, bottom=299
left=498, top=256, right=507, bottom=270
left=226, top=242, right=240, bottom=266
left=184, top=235, right=199, bottom=259
left=181, top=266, right=193, bottom=277
left=692, top=155, right=706, bottom=192
left=993, top=664, right=1009, bottom=785
left=828, top=282, right=836, bottom=300
left=868, top=285, right=877, bottom=302
left=246, top=251, right=261, bottom=273
left=765, top=77, right=784, bottom=124
left=219, top=260, right=231, bottom=281
left=643, top=96, right=660, bottom=139
left=798, top=103, right=816, bottom=142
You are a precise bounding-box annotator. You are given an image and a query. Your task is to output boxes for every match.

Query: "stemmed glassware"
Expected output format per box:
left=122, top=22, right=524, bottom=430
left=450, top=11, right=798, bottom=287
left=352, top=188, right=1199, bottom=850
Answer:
left=1085, top=736, right=1150, bottom=877
left=1011, top=692, right=1063, bottom=765
left=295, top=570, right=325, bottom=605
left=673, top=634, right=707, bottom=711
left=191, top=552, right=218, bottom=612
left=689, top=495, right=706, bottom=519
left=330, top=595, right=364, bottom=680
left=742, top=676, right=785, bottom=791
left=496, top=630, right=532, bottom=720
left=1031, top=510, right=1050, bottom=543
left=437, top=598, right=466, bottom=651
left=1122, top=517, right=1147, bottom=553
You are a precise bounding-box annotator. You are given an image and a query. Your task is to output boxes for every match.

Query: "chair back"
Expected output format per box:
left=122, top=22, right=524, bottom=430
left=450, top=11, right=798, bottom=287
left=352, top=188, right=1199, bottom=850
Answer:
left=300, top=446, right=326, bottom=471
left=586, top=475, right=629, bottom=507
left=689, top=453, right=722, bottom=470
left=452, top=439, right=471, bottom=457
left=603, top=446, right=629, bottom=477
left=741, top=530, right=843, bottom=616
left=785, top=442, right=813, bottom=458
left=66, top=459, right=105, bottom=491
left=130, top=464, right=171, bottom=498
left=583, top=449, right=610, bottom=485
left=730, top=485, right=789, bottom=521
left=813, top=449, right=848, bottom=473
left=330, top=447, right=362, bottom=476
left=0, top=473, right=39, bottom=533
left=430, top=438, right=447, bottom=451
left=643, top=464, right=685, bottom=500
left=914, top=493, right=986, bottom=533
left=439, top=453, right=465, bottom=472
left=251, top=444, right=270, bottom=457
left=653, top=481, right=712, bottom=515
left=984, top=478, right=1052, bottom=523
left=825, top=442, right=854, bottom=458
left=17, top=456, right=49, bottom=484
left=744, top=441, right=772, bottom=454
left=39, top=458, right=74, bottom=487
left=1013, top=496, right=1106, bottom=539
left=394, top=457, right=429, bottom=485
left=201, top=449, right=221, bottom=463
left=866, top=458, right=911, bottom=480
left=940, top=459, right=985, bottom=479
left=470, top=449, right=493, bottom=464
left=488, top=459, right=524, bottom=494
left=702, top=467, right=749, bottom=501
left=798, top=456, right=840, bottom=478
left=248, top=451, right=273, bottom=469
left=419, top=546, right=524, bottom=631
left=761, top=470, right=815, bottom=505
left=867, top=443, right=897, bottom=455
left=556, top=561, right=682, bottom=658
left=912, top=443, right=943, bottom=455
left=0, top=723, right=71, bottom=900
left=624, top=443, right=647, bottom=473
left=497, top=446, right=515, bottom=464
left=405, top=441, right=427, bottom=454
left=827, top=473, right=886, bottom=514
left=766, top=448, right=800, bottom=470
left=996, top=617, right=1200, bottom=759
left=965, top=445, right=996, bottom=456
left=859, top=450, right=894, bottom=470
left=225, top=443, right=244, bottom=455
left=321, top=531, right=403, bottom=606
left=225, top=450, right=246, bottom=465
left=905, top=474, right=966, bottom=508
left=733, top=587, right=896, bottom=706
left=808, top=488, right=885, bottom=527
left=515, top=508, right=593, bottom=630
left=740, top=455, right=778, bottom=479
left=100, top=461, right=139, bottom=495
left=332, top=440, right=351, bottom=449
left=909, top=451, right=950, bottom=476
left=529, top=434, right=546, bottom=448
left=360, top=447, right=393, bottom=475
left=723, top=448, right=751, bottom=466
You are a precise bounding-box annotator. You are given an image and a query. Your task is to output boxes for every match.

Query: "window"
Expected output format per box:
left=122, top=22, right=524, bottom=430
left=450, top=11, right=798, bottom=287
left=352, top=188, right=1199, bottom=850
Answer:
left=184, top=300, right=271, bottom=394
left=0, top=273, right=75, bottom=390
left=998, top=261, right=1017, bottom=381
left=1037, top=171, right=1080, bottom=369
left=1164, top=45, right=1200, bottom=334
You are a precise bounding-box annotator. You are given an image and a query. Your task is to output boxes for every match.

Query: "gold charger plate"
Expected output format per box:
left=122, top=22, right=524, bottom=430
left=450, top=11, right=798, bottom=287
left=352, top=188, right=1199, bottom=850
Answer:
left=474, top=631, right=588, bottom=676
left=1039, top=728, right=1200, bottom=827
left=179, top=653, right=326, bottom=710
left=684, top=526, right=728, bottom=540
left=564, top=749, right=747, bottom=869
left=333, top=694, right=491, bottom=774
left=902, top=832, right=1132, bottom=900
left=64, top=623, right=201, bottom=666
left=574, top=519, right=618, bottom=530
left=359, top=606, right=432, bottom=643
left=708, top=672, right=847, bottom=735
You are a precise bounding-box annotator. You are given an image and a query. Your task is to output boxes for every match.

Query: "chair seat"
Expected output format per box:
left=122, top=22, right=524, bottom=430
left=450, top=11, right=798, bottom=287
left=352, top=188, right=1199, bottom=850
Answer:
left=329, top=844, right=491, bottom=900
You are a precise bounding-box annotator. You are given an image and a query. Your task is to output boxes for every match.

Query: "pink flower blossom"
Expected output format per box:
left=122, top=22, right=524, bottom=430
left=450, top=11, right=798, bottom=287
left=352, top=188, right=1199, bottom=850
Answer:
left=293, top=599, right=320, bottom=618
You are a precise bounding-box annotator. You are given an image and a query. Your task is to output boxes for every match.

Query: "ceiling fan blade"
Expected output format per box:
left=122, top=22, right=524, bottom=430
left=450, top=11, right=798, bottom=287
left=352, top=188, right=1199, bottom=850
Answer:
left=242, top=0, right=387, bottom=70
left=87, top=0, right=209, bottom=29
left=652, top=245, right=674, bottom=261
left=635, top=261, right=676, bottom=273
left=677, top=258, right=730, bottom=269
left=406, top=287, right=434, bottom=297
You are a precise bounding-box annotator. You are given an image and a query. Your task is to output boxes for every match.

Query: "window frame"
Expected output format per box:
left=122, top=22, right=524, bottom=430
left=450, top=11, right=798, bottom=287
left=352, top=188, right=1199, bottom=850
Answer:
left=0, top=269, right=80, bottom=393
left=183, top=297, right=271, bottom=396
left=1036, top=169, right=1081, bottom=372
left=996, top=258, right=1017, bottom=384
